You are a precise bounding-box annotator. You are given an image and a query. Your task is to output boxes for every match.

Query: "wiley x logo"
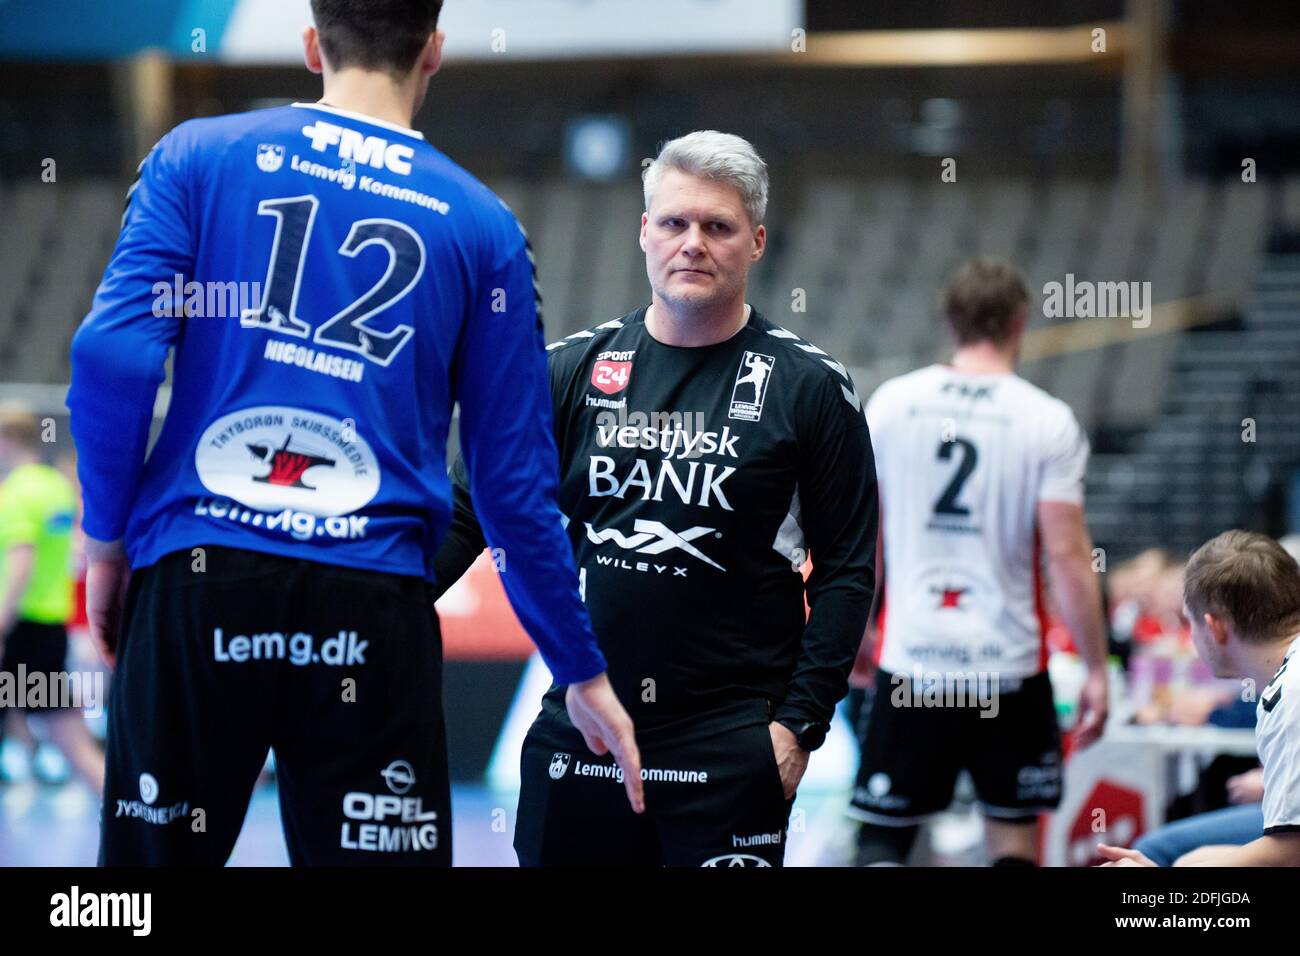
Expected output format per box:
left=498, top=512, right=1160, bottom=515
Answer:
left=585, top=519, right=725, bottom=571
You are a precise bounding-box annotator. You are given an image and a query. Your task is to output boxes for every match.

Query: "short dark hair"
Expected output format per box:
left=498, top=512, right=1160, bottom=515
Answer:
left=1184, top=530, right=1300, bottom=643
left=942, top=257, right=1031, bottom=347
left=310, top=0, right=443, bottom=77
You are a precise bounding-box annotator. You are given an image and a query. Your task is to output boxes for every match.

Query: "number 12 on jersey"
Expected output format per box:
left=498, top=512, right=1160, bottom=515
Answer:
left=241, top=195, right=426, bottom=367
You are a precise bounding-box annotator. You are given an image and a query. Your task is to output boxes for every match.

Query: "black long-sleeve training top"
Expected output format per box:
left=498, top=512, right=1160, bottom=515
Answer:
left=432, top=304, right=878, bottom=747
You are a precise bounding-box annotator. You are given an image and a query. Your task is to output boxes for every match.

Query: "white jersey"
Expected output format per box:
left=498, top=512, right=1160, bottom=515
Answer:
left=867, top=365, right=1089, bottom=679
left=1257, top=634, right=1300, bottom=835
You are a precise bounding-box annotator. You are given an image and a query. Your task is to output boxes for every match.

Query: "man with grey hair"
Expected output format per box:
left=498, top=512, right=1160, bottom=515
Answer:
left=432, top=129, right=877, bottom=866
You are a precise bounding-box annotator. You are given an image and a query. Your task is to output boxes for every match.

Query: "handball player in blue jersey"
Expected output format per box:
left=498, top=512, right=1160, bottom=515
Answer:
left=68, top=0, right=641, bottom=866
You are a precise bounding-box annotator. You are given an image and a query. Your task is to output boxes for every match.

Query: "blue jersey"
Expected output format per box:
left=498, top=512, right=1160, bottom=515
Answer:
left=68, top=102, right=604, bottom=684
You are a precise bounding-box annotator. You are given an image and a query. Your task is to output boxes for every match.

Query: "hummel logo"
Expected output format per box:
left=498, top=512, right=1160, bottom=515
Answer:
left=585, top=519, right=725, bottom=571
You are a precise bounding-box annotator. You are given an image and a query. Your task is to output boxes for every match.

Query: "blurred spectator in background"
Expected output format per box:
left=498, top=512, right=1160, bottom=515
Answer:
left=0, top=405, right=103, bottom=792
left=1107, top=549, right=1170, bottom=645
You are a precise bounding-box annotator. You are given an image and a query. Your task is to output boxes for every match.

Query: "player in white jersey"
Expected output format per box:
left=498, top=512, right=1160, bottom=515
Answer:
left=1100, top=531, right=1300, bottom=866
left=851, top=258, right=1109, bottom=866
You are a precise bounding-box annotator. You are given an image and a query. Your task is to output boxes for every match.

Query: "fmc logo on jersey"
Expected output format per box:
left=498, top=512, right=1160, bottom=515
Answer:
left=591, top=350, right=635, bottom=395
left=301, top=120, right=415, bottom=176
left=940, top=381, right=997, bottom=402
left=195, top=406, right=381, bottom=518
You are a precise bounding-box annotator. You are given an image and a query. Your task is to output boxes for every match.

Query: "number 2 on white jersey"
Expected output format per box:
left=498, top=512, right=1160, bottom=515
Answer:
left=934, top=436, right=978, bottom=517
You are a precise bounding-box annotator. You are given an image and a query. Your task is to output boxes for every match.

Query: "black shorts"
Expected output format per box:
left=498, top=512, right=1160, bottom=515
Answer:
left=850, top=668, right=1062, bottom=825
left=1, top=620, right=72, bottom=712
left=515, top=703, right=794, bottom=867
left=99, top=546, right=450, bottom=866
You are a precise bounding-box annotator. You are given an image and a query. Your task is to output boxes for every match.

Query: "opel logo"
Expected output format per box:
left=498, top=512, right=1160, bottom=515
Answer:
left=381, top=760, right=416, bottom=795
left=701, top=854, right=771, bottom=868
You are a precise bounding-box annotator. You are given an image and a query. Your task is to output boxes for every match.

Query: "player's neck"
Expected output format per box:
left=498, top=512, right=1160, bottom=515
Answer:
left=949, top=342, right=1017, bottom=375
left=318, top=69, right=420, bottom=132
left=1242, top=632, right=1300, bottom=688
left=645, top=297, right=751, bottom=348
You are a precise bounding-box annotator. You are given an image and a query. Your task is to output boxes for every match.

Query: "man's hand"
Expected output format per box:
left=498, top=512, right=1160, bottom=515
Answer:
left=566, top=672, right=645, bottom=813
left=769, top=722, right=809, bottom=801
left=1097, top=844, right=1157, bottom=867
left=85, top=555, right=131, bottom=668
left=1073, top=667, right=1109, bottom=750
left=1226, top=767, right=1265, bottom=805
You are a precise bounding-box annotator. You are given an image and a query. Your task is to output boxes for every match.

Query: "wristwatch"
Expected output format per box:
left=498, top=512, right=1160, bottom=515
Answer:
left=778, top=720, right=827, bottom=752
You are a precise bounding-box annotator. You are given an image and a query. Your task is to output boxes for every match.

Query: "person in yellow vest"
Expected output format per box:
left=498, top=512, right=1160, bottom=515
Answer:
left=0, top=406, right=103, bottom=792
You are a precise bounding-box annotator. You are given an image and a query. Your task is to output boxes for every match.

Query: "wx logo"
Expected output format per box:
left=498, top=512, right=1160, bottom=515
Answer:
left=585, top=519, right=725, bottom=571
